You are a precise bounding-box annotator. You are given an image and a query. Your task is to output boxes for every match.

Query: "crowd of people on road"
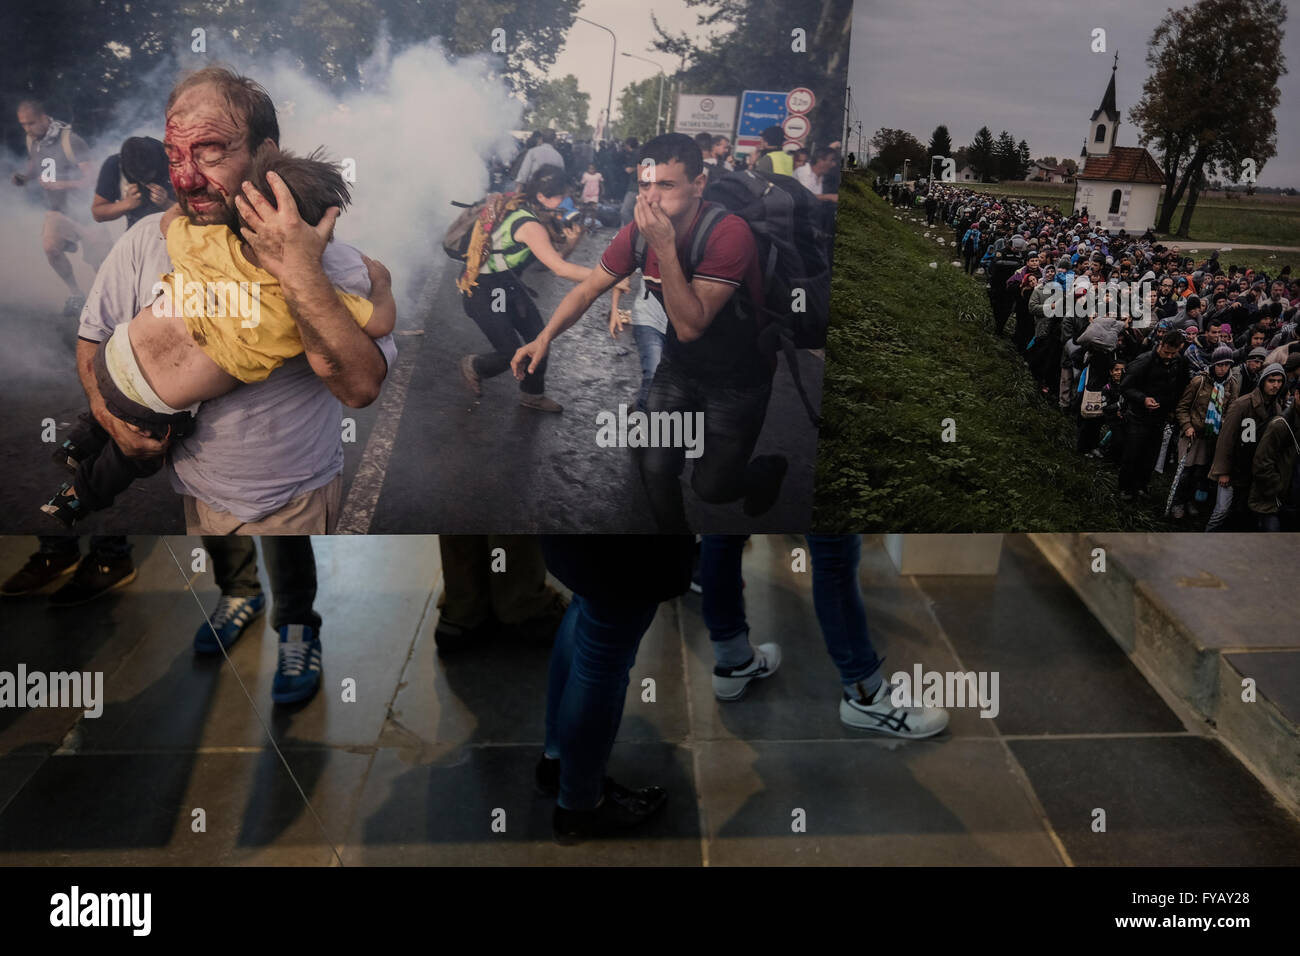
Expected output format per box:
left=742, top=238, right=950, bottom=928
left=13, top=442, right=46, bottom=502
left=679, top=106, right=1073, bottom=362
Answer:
left=903, top=182, right=1300, bottom=531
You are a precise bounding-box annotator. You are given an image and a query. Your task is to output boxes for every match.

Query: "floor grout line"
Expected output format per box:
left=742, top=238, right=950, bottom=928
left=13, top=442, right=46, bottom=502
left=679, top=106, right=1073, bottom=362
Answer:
left=907, top=572, right=1075, bottom=867
left=674, top=594, right=710, bottom=868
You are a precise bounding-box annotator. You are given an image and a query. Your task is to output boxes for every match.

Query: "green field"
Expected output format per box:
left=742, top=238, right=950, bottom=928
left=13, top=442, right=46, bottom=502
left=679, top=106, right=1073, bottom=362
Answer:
left=813, top=172, right=1178, bottom=533
left=954, top=180, right=1300, bottom=251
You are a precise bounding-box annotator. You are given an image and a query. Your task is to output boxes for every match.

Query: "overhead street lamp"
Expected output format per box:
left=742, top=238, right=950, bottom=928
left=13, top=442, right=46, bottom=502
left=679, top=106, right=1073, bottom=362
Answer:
left=574, top=16, right=616, bottom=142
left=621, top=51, right=668, bottom=136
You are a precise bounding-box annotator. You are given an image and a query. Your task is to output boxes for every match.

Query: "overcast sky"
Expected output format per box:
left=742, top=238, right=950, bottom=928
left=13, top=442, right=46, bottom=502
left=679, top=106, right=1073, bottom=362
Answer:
left=547, top=0, right=725, bottom=130
left=847, top=0, right=1299, bottom=188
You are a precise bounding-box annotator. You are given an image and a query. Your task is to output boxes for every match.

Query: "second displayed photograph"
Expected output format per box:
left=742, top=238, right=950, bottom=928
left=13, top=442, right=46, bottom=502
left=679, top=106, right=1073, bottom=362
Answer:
left=0, top=0, right=850, bottom=536
left=816, top=0, right=1299, bottom=532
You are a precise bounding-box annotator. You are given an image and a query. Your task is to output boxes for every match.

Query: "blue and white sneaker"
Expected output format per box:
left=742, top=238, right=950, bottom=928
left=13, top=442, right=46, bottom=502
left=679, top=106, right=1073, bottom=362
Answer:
left=272, top=624, right=322, bottom=704
left=193, top=593, right=266, bottom=654
left=712, top=643, right=781, bottom=701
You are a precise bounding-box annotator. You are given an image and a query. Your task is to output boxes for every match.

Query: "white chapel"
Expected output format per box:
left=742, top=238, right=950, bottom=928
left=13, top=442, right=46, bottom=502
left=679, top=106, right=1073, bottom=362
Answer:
left=1072, top=57, right=1165, bottom=233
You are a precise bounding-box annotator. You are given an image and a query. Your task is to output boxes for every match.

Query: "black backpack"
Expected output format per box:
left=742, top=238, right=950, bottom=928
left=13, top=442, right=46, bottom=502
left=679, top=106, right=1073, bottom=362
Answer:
left=632, top=169, right=831, bottom=425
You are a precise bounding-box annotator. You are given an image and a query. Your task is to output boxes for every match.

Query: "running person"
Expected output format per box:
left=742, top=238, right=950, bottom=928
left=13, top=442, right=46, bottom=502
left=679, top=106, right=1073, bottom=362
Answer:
left=512, top=133, right=786, bottom=532
left=457, top=165, right=606, bottom=413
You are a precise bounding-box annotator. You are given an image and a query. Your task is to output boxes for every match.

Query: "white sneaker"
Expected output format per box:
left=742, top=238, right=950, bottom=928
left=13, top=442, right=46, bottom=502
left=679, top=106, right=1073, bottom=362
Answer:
left=712, top=643, right=781, bottom=701
left=840, top=679, right=949, bottom=739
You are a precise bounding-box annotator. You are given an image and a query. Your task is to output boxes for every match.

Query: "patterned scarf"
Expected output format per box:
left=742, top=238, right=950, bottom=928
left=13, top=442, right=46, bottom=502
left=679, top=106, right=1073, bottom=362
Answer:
left=1204, top=380, right=1226, bottom=436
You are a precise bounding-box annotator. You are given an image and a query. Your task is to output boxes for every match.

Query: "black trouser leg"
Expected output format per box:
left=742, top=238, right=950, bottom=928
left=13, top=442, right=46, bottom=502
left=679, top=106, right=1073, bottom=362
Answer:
left=462, top=277, right=547, bottom=394
left=261, top=536, right=320, bottom=630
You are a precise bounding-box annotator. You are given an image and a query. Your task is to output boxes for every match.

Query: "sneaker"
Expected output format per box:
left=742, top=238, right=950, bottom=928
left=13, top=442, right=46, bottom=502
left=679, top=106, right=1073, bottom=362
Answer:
left=0, top=549, right=80, bottom=596
left=272, top=624, right=323, bottom=704
left=48, top=552, right=137, bottom=608
left=459, top=355, right=481, bottom=397
left=40, top=482, right=86, bottom=528
left=52, top=437, right=90, bottom=473
left=519, top=393, right=563, bottom=413
left=712, top=643, right=782, bottom=701
left=840, top=679, right=949, bottom=739
left=193, top=593, right=266, bottom=655
left=552, top=776, right=667, bottom=845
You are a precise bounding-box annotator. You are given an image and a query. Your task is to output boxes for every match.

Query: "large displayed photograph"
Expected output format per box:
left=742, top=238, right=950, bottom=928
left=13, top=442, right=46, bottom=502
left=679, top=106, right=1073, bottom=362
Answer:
left=815, top=0, right=1300, bottom=532
left=0, top=0, right=851, bottom=535
left=1, top=532, right=1295, bottom=867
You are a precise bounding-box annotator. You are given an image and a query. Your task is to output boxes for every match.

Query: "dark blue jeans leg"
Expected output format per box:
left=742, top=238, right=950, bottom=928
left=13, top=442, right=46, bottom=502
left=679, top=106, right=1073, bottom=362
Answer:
left=700, top=534, right=750, bottom=645
left=807, top=534, right=882, bottom=686
left=544, top=594, right=659, bottom=810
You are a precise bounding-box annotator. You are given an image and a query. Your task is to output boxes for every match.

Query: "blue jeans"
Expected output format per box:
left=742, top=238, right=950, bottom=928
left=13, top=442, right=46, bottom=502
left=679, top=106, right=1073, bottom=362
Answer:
left=632, top=323, right=665, bottom=412
left=544, top=594, right=660, bottom=810
left=700, top=534, right=883, bottom=686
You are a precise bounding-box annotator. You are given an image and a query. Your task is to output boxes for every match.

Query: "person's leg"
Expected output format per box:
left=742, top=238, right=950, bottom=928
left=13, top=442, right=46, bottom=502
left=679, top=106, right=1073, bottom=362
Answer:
left=631, top=323, right=665, bottom=412
left=1258, top=511, right=1282, bottom=532
left=688, top=380, right=779, bottom=517
left=639, top=362, right=693, bottom=533
left=507, top=290, right=548, bottom=395
left=553, top=594, right=659, bottom=810
left=41, top=212, right=82, bottom=296
left=620, top=189, right=636, bottom=227
left=1205, top=482, right=1234, bottom=531
left=543, top=599, right=581, bottom=762
left=436, top=535, right=493, bottom=628
left=261, top=536, right=322, bottom=705
left=700, top=535, right=751, bottom=664
left=486, top=534, right=564, bottom=626
left=806, top=535, right=883, bottom=694
left=204, top=536, right=262, bottom=597
left=260, top=536, right=320, bottom=630
left=461, top=280, right=536, bottom=383
left=1118, top=418, right=1152, bottom=495
left=66, top=439, right=164, bottom=513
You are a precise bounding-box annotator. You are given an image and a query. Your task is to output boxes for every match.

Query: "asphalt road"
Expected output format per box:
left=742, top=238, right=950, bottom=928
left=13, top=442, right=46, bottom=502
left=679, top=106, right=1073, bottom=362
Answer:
left=0, top=229, right=821, bottom=534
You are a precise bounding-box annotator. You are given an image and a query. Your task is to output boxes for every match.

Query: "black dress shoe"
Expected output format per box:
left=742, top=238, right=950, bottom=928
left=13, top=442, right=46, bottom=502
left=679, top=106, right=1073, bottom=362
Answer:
left=552, top=777, right=667, bottom=845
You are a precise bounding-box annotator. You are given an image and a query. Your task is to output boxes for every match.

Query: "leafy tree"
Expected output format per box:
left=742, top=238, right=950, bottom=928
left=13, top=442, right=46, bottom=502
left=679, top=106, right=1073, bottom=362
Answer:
left=610, top=76, right=662, bottom=143
left=522, top=74, right=592, bottom=138
left=927, top=124, right=952, bottom=160
left=651, top=0, right=853, bottom=149
left=1, top=0, right=581, bottom=150
left=967, top=126, right=995, bottom=181
left=869, top=127, right=927, bottom=178
left=1129, top=0, right=1286, bottom=235
left=1061, top=158, right=1079, bottom=177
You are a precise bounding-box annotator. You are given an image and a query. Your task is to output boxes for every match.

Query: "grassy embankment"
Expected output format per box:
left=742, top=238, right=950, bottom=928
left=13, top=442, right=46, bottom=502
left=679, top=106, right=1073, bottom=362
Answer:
left=813, top=172, right=1177, bottom=532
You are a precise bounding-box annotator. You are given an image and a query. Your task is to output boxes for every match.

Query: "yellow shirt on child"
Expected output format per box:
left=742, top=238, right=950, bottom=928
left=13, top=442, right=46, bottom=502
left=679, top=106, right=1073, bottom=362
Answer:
left=162, top=217, right=374, bottom=383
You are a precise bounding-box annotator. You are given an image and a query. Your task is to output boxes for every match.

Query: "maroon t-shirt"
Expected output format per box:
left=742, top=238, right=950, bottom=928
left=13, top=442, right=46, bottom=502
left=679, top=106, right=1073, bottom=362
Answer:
left=600, top=201, right=771, bottom=387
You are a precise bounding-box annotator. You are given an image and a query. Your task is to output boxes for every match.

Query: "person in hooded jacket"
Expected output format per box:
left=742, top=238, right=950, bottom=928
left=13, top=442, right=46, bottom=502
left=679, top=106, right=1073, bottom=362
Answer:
left=1249, top=377, right=1300, bottom=531
left=1172, top=345, right=1237, bottom=520
left=1207, top=364, right=1288, bottom=531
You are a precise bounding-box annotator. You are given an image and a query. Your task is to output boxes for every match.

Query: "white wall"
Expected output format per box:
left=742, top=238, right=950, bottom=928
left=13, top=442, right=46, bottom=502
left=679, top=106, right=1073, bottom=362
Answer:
left=1076, top=180, right=1162, bottom=232
left=1126, top=183, right=1161, bottom=232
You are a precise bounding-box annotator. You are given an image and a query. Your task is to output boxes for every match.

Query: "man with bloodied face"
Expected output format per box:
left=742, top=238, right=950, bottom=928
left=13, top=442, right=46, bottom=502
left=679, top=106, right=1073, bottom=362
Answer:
left=74, top=66, right=397, bottom=704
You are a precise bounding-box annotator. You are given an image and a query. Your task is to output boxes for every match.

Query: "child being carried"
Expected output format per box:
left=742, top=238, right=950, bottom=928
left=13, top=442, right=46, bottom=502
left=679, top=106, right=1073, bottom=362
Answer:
left=42, top=144, right=395, bottom=526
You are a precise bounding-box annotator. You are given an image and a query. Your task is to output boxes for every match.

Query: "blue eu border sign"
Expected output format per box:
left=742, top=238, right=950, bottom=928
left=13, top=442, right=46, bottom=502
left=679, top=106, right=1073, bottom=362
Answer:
left=736, top=90, right=787, bottom=154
